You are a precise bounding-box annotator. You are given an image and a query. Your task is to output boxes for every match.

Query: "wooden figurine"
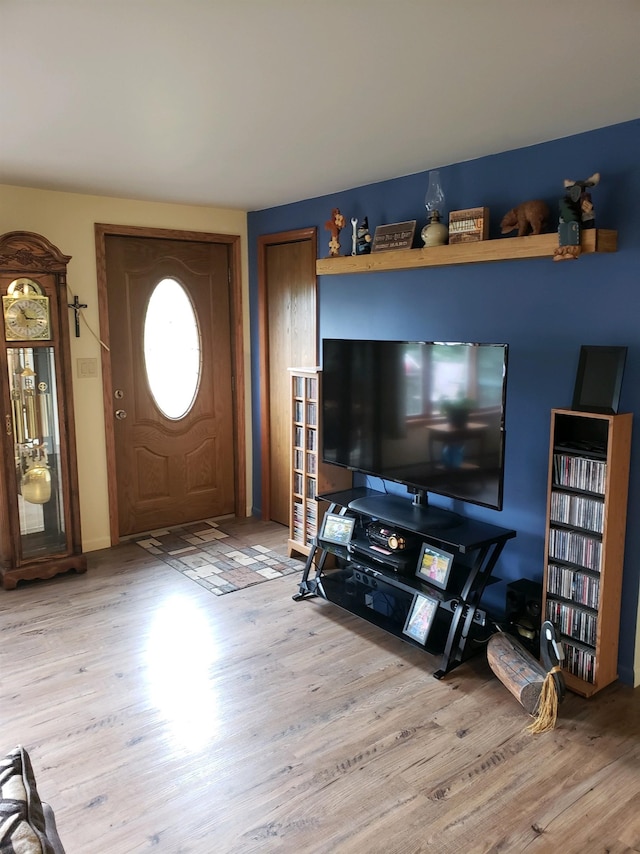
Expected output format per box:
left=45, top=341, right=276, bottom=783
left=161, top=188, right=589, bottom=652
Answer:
left=325, top=208, right=346, bottom=257
left=487, top=621, right=565, bottom=733
left=500, top=200, right=550, bottom=237
left=356, top=217, right=372, bottom=255
left=554, top=172, right=600, bottom=261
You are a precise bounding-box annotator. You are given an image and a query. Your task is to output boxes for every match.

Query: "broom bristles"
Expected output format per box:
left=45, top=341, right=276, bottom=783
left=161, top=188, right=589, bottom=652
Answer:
left=526, top=666, right=562, bottom=734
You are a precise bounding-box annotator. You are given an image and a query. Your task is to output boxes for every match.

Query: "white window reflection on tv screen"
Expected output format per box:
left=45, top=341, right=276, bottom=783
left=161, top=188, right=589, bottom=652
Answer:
left=322, top=339, right=508, bottom=511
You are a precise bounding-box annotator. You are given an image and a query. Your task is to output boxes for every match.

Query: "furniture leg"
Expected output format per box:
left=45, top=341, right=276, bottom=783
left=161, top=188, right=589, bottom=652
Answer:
left=292, top=500, right=343, bottom=600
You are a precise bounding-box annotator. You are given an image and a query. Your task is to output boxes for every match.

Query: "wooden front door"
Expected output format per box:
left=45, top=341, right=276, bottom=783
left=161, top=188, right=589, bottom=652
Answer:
left=258, top=229, right=317, bottom=526
left=100, top=230, right=240, bottom=538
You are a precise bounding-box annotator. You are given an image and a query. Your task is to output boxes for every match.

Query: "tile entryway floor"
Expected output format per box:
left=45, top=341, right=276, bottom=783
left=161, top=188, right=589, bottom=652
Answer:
left=135, top=519, right=302, bottom=595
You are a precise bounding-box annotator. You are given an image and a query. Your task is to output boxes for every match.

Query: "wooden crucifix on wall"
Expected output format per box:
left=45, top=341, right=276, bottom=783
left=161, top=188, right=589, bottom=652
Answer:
left=68, top=295, right=87, bottom=337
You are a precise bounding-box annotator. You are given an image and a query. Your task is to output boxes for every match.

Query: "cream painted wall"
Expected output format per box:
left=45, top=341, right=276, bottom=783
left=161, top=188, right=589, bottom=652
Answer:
left=0, top=184, right=250, bottom=552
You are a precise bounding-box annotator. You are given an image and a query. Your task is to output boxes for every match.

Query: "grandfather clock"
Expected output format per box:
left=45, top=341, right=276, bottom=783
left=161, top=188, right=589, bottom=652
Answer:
left=0, top=231, right=86, bottom=589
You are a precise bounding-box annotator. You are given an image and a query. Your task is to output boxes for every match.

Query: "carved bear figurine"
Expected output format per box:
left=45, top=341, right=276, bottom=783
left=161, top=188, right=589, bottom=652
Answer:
left=500, top=200, right=550, bottom=237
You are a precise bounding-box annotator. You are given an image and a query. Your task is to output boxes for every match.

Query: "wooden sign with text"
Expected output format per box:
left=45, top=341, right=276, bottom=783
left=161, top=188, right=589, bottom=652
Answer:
left=448, top=207, right=489, bottom=244
left=372, top=220, right=416, bottom=252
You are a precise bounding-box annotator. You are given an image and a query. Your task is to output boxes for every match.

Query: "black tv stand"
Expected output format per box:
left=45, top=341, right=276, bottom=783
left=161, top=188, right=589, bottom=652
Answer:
left=293, top=488, right=516, bottom=679
left=351, top=493, right=463, bottom=533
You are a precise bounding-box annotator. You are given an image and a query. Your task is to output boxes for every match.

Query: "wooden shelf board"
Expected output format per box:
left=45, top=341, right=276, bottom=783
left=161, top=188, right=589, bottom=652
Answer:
left=316, top=229, right=617, bottom=276
left=563, top=669, right=611, bottom=698
left=288, top=538, right=312, bottom=559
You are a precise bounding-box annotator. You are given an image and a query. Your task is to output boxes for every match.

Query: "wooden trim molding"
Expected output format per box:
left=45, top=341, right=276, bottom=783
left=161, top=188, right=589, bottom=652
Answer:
left=257, top=227, right=317, bottom=521
left=0, top=230, right=72, bottom=270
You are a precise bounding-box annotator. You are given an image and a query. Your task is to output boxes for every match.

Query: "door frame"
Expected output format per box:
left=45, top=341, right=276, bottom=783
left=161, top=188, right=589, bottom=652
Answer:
left=257, top=227, right=317, bottom=521
left=95, top=223, right=246, bottom=545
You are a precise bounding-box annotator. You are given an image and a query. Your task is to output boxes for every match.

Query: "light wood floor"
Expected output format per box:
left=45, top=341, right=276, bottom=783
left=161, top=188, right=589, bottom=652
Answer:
left=1, top=516, right=639, bottom=853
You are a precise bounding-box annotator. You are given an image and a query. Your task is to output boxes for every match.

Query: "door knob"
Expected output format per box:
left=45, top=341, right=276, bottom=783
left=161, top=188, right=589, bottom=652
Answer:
left=114, top=409, right=127, bottom=420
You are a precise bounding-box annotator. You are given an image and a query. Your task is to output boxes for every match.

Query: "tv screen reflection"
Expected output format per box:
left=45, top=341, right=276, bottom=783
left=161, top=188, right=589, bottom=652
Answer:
left=322, top=340, right=508, bottom=510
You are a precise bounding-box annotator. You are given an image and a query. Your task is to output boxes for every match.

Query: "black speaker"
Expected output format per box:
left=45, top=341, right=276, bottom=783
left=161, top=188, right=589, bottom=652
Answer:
left=505, top=578, right=542, bottom=653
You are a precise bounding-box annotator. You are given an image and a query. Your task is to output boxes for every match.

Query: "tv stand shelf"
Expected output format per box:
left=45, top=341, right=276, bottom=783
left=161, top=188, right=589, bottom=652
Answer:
left=315, top=229, right=616, bottom=276
left=293, top=489, right=516, bottom=678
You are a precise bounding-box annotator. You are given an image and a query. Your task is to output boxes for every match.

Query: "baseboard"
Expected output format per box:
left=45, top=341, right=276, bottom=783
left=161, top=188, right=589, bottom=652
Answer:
left=617, top=662, right=636, bottom=687
left=82, top=536, right=112, bottom=552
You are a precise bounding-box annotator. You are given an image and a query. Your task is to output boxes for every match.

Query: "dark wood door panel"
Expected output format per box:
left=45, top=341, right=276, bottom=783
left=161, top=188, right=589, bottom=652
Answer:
left=260, top=232, right=317, bottom=526
left=105, top=234, right=235, bottom=535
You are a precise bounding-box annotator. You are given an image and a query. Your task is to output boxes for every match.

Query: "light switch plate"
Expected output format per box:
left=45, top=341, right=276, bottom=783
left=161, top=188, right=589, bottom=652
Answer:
left=77, top=357, right=98, bottom=378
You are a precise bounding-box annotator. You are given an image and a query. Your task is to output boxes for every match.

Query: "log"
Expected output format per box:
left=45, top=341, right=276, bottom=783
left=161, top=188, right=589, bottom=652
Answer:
left=487, top=631, right=547, bottom=715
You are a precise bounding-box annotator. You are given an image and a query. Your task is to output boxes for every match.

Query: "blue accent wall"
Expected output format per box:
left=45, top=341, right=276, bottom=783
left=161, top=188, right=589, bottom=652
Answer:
left=248, top=118, right=640, bottom=684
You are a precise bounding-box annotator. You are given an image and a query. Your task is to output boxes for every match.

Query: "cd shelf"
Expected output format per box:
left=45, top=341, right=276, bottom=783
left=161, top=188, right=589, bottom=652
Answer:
left=550, top=490, right=604, bottom=532
left=288, top=368, right=352, bottom=558
left=542, top=409, right=632, bottom=696
left=546, top=563, right=600, bottom=610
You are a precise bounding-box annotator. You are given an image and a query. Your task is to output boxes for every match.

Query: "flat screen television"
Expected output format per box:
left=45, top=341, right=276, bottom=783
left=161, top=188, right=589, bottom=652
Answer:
left=322, top=339, right=509, bottom=511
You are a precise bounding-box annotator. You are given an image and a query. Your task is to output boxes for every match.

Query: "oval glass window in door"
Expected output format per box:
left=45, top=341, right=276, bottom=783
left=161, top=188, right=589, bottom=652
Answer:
left=143, top=278, right=201, bottom=419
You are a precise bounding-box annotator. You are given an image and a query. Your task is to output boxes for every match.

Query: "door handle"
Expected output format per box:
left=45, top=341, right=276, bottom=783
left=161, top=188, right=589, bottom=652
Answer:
left=114, top=409, right=127, bottom=420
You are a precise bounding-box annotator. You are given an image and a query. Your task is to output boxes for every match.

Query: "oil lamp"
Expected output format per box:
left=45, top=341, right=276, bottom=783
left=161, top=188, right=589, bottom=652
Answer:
left=421, top=170, right=449, bottom=247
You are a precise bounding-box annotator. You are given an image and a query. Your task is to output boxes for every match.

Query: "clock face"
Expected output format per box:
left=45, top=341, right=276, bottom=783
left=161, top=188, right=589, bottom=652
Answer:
left=3, top=295, right=51, bottom=341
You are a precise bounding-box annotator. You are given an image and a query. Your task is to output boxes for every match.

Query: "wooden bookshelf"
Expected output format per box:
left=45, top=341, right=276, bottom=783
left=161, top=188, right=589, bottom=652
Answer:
left=288, top=368, right=352, bottom=558
left=542, top=409, right=632, bottom=697
left=316, top=229, right=617, bottom=276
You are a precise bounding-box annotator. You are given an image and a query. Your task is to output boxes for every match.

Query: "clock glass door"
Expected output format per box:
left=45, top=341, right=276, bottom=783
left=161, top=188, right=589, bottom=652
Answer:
left=7, top=346, right=67, bottom=561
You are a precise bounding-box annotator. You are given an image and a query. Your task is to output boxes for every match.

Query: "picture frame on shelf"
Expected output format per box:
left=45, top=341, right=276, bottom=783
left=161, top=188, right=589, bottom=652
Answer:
left=403, top=592, right=439, bottom=645
left=571, top=345, right=627, bottom=415
left=415, top=541, right=454, bottom=590
left=319, top=512, right=355, bottom=545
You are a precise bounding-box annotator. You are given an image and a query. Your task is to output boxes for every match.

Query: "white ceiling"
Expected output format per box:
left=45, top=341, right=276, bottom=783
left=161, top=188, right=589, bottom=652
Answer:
left=2, top=1, right=640, bottom=212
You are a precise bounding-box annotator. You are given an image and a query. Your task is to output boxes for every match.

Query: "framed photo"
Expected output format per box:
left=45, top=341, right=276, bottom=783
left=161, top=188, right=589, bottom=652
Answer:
left=415, top=542, right=454, bottom=590
left=403, top=593, right=438, bottom=645
left=320, top=512, right=355, bottom=545
left=572, top=345, right=627, bottom=414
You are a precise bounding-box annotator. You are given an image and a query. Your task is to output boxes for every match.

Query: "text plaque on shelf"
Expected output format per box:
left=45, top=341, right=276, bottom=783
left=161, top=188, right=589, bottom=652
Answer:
left=372, top=220, right=416, bottom=252
left=448, top=207, right=489, bottom=244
